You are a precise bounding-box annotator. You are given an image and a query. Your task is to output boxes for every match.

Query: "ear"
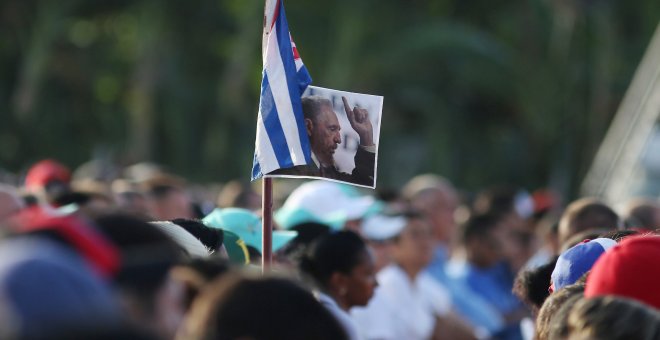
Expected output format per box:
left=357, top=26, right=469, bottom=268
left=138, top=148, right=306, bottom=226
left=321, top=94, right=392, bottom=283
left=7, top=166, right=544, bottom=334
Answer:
left=305, top=118, right=313, bottom=137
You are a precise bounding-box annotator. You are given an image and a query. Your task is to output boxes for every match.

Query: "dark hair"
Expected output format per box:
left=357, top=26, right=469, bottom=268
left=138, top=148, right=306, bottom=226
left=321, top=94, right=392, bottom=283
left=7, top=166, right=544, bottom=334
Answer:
left=559, top=199, right=619, bottom=243
left=173, top=257, right=232, bottom=310
left=279, top=222, right=331, bottom=265
left=48, top=323, right=158, bottom=340
left=462, top=213, right=502, bottom=244
left=246, top=245, right=262, bottom=264
left=93, top=214, right=182, bottom=313
left=171, top=218, right=224, bottom=251
left=301, top=95, right=333, bottom=122
left=139, top=175, right=185, bottom=200
left=535, top=283, right=585, bottom=340
left=473, top=185, right=518, bottom=215
left=513, top=256, right=558, bottom=315
left=299, top=231, right=368, bottom=289
left=546, top=293, right=585, bottom=339
left=566, top=297, right=660, bottom=340
left=599, top=229, right=639, bottom=242
left=182, top=275, right=348, bottom=340
left=624, top=200, right=660, bottom=230
left=216, top=180, right=258, bottom=209
left=289, top=222, right=332, bottom=246
left=560, top=230, right=603, bottom=252
left=52, top=191, right=92, bottom=207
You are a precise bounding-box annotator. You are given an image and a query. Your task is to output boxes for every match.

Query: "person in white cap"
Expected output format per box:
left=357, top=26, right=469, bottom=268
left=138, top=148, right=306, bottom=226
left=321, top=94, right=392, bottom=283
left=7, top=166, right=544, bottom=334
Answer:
left=352, top=212, right=476, bottom=340
left=275, top=180, right=376, bottom=232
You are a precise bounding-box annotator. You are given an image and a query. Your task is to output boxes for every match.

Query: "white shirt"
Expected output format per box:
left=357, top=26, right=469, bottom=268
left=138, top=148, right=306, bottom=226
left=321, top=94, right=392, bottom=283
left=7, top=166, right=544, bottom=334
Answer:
left=351, top=264, right=451, bottom=340
left=316, top=291, right=362, bottom=340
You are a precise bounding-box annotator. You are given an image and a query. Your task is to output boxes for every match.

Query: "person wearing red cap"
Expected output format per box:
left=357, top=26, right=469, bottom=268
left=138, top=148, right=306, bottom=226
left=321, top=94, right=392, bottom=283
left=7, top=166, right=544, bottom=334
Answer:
left=23, top=159, right=72, bottom=205
left=585, top=235, right=660, bottom=309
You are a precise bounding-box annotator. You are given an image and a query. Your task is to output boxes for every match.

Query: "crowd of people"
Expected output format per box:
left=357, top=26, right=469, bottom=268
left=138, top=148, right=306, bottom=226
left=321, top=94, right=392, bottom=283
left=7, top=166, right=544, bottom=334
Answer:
left=1, top=158, right=660, bottom=339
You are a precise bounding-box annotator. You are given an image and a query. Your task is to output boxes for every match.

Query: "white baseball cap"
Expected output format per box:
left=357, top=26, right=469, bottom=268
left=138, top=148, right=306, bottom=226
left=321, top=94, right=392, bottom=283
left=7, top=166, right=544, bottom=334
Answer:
left=361, top=214, right=407, bottom=241
left=275, top=180, right=376, bottom=230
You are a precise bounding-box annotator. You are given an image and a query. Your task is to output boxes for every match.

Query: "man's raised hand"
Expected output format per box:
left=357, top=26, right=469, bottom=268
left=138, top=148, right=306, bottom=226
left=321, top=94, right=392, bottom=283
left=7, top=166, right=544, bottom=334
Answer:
left=342, top=96, right=374, bottom=146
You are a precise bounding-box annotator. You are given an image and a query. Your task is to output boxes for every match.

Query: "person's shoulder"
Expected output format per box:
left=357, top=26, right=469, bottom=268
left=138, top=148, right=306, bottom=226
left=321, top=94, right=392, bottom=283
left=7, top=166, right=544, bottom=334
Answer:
left=445, top=258, right=470, bottom=279
left=269, top=164, right=317, bottom=176
left=376, top=264, right=404, bottom=282
left=419, top=271, right=450, bottom=296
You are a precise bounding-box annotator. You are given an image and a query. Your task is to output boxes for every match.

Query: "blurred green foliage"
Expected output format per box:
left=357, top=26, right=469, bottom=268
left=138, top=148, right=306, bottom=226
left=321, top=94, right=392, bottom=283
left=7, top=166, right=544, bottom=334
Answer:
left=0, top=0, right=658, bottom=195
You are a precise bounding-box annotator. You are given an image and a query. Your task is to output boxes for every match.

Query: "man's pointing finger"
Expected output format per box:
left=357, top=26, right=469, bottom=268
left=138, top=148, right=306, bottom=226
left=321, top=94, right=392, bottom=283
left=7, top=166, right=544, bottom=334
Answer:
left=342, top=96, right=353, bottom=118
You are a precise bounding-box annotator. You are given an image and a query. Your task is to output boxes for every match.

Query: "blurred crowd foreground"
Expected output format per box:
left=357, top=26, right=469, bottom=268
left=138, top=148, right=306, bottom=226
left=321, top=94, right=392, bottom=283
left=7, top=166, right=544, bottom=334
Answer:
left=0, top=159, right=660, bottom=339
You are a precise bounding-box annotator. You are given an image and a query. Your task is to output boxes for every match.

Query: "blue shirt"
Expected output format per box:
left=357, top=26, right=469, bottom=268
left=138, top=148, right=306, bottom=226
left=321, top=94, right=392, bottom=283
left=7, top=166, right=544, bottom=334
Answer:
left=425, top=246, right=504, bottom=336
left=447, top=258, right=524, bottom=340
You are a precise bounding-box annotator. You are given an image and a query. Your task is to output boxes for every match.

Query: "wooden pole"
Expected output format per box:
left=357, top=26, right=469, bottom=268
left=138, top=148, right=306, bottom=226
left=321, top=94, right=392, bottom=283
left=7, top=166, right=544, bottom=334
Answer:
left=261, top=177, right=273, bottom=272
left=261, top=0, right=277, bottom=273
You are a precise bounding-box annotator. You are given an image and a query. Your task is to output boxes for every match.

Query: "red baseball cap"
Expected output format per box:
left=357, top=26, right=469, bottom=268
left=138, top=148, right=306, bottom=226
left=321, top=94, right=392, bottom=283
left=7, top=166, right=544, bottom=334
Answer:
left=585, top=235, right=660, bottom=309
left=24, top=159, right=71, bottom=190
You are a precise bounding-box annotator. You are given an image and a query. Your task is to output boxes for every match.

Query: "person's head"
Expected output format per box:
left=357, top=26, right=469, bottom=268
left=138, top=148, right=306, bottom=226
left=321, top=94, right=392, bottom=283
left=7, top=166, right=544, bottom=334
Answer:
left=473, top=186, right=532, bottom=230
left=474, top=187, right=536, bottom=271
left=551, top=238, right=616, bottom=292
left=180, top=274, right=348, bottom=340
left=299, top=230, right=376, bottom=309
left=473, top=186, right=519, bottom=216
left=558, top=198, right=619, bottom=245
left=623, top=198, right=660, bottom=231
left=141, top=175, right=194, bottom=221
left=585, top=235, right=660, bottom=309
left=462, top=213, right=505, bottom=268
left=278, top=222, right=331, bottom=266
left=402, top=174, right=458, bottom=244
left=216, top=180, right=261, bottom=211
left=24, top=159, right=72, bottom=204
left=94, top=214, right=186, bottom=339
left=536, top=217, right=560, bottom=256
left=170, top=257, right=231, bottom=311
left=112, top=179, right=150, bottom=218
left=391, top=212, right=435, bottom=274
left=564, top=296, right=660, bottom=340
left=559, top=230, right=603, bottom=252
left=0, top=184, right=24, bottom=223
left=360, top=214, right=407, bottom=271
left=598, top=229, right=640, bottom=242
left=513, top=256, right=558, bottom=317
left=545, top=292, right=586, bottom=340
left=302, top=96, right=341, bottom=166
left=534, top=283, right=585, bottom=340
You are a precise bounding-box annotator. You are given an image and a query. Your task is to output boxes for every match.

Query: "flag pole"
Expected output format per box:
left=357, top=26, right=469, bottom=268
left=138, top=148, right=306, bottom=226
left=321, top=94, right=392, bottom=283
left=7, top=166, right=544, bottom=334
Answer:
left=261, top=0, right=277, bottom=274
left=262, top=177, right=273, bottom=272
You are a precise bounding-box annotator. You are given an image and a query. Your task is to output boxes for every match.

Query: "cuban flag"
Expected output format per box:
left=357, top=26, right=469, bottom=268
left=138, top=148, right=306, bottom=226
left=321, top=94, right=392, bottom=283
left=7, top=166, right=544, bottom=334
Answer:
left=252, top=0, right=312, bottom=180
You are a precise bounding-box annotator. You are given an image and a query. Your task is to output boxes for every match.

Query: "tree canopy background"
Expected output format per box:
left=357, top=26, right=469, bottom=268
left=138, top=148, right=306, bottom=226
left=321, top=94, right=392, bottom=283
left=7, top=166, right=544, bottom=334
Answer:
left=1, top=0, right=658, bottom=197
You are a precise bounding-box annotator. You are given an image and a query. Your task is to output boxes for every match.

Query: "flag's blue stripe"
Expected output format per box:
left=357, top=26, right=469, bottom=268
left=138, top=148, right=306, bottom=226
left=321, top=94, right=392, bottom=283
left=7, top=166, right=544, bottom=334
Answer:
left=260, top=73, right=294, bottom=168
left=274, top=4, right=312, bottom=164
left=251, top=152, right=262, bottom=180
left=297, top=67, right=312, bottom=93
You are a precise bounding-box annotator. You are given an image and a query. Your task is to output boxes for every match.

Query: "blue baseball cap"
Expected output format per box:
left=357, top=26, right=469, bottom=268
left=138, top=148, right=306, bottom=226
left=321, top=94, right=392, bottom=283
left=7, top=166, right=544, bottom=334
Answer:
left=550, top=237, right=617, bottom=292
left=203, top=208, right=297, bottom=254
